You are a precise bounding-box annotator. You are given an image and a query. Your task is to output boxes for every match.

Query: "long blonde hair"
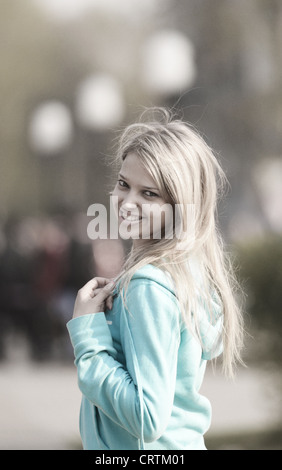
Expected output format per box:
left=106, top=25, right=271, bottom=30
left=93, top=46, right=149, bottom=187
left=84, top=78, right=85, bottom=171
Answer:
left=113, top=108, right=244, bottom=377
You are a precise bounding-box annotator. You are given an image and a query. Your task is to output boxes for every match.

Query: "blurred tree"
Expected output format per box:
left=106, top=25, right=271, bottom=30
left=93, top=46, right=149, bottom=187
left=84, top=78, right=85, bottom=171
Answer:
left=1, top=0, right=282, bottom=238
left=166, top=0, right=282, bottom=240
left=0, top=0, right=170, bottom=218
left=235, top=235, right=282, bottom=363
left=0, top=0, right=88, bottom=218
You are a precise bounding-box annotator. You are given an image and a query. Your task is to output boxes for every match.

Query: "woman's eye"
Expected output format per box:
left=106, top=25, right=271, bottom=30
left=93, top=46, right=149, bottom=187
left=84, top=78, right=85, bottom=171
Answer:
left=144, top=190, right=159, bottom=198
left=118, top=179, right=128, bottom=188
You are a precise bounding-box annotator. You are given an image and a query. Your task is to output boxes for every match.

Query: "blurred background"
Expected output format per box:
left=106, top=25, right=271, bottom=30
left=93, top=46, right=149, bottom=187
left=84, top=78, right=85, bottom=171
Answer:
left=0, top=0, right=282, bottom=449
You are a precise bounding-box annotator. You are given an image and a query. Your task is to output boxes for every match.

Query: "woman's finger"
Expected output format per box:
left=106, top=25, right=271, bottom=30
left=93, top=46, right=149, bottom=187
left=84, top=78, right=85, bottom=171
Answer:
left=90, top=287, right=101, bottom=298
left=91, top=277, right=112, bottom=290
left=92, top=281, right=115, bottom=305
left=73, top=279, right=115, bottom=319
left=82, top=277, right=111, bottom=293
left=91, top=287, right=113, bottom=309
left=106, top=295, right=113, bottom=311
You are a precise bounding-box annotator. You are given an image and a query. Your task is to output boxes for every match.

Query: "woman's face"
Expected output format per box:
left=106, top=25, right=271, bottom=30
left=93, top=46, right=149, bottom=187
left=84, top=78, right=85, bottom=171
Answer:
left=112, top=152, right=173, bottom=247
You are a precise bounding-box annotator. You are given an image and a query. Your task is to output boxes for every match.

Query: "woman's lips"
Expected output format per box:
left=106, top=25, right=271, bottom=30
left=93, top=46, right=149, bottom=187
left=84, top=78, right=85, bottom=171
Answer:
left=119, top=209, right=142, bottom=222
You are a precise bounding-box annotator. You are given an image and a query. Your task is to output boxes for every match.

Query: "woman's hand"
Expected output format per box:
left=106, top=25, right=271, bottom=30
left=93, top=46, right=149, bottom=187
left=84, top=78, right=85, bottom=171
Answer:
left=72, top=277, right=115, bottom=319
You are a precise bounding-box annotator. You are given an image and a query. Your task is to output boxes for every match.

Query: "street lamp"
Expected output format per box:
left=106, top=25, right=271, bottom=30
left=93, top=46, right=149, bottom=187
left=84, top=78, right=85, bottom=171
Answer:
left=141, top=29, right=197, bottom=98
left=75, top=73, right=126, bottom=268
left=29, top=101, right=73, bottom=156
left=75, top=74, right=125, bottom=131
left=28, top=101, right=73, bottom=210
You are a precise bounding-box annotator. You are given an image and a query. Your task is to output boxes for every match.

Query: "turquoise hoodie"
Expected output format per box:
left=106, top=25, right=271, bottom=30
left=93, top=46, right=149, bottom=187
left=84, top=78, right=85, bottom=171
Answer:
left=67, top=264, right=223, bottom=450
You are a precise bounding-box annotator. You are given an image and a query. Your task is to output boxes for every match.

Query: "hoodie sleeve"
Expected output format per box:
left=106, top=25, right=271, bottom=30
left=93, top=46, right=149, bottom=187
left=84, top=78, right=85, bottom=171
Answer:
left=67, top=278, right=181, bottom=444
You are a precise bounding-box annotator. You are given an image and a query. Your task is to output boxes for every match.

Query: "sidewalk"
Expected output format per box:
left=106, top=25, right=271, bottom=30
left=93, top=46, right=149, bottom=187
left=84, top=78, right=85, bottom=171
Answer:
left=0, top=356, right=281, bottom=449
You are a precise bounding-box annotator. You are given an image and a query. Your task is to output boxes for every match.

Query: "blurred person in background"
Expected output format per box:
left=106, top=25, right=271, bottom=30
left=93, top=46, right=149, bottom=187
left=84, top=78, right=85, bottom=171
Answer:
left=0, top=215, right=95, bottom=362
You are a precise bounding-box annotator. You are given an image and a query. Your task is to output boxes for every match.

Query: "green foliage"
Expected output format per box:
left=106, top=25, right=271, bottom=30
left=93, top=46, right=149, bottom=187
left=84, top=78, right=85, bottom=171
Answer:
left=235, top=235, right=282, bottom=331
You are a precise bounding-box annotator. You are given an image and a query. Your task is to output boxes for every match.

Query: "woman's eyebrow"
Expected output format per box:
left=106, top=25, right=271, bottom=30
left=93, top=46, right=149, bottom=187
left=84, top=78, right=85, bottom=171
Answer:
left=142, top=185, right=159, bottom=191
left=118, top=173, right=159, bottom=191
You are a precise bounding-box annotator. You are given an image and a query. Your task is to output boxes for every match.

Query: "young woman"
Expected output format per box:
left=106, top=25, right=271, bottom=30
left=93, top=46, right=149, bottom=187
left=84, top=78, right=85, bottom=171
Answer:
left=67, top=108, right=244, bottom=450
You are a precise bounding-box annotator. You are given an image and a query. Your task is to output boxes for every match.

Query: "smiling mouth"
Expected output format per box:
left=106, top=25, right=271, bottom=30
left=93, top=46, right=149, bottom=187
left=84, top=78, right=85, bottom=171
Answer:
left=119, top=209, right=142, bottom=222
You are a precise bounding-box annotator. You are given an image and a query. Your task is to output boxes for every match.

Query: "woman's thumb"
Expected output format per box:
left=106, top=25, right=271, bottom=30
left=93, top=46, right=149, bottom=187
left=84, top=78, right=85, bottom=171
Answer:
left=105, top=281, right=115, bottom=290
left=96, top=281, right=115, bottom=299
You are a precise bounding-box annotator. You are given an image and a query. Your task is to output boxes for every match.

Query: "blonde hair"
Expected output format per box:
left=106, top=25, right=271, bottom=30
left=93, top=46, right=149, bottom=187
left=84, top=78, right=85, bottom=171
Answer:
left=114, top=108, right=244, bottom=377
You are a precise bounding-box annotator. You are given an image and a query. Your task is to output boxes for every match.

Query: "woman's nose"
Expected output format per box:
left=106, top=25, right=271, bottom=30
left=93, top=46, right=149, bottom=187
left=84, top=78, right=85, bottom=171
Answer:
left=122, top=202, right=138, bottom=210
left=120, top=189, right=140, bottom=207
left=121, top=201, right=139, bottom=215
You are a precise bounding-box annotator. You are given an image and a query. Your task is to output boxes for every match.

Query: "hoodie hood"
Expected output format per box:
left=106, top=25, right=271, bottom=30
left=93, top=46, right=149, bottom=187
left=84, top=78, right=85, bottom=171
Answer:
left=130, top=263, right=223, bottom=361
left=196, top=292, right=223, bottom=360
